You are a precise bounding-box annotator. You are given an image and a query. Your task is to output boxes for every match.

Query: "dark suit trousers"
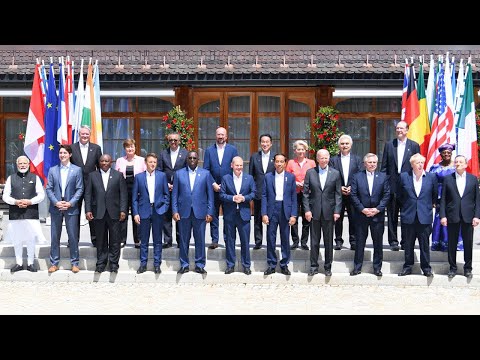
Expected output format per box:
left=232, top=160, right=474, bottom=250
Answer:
left=139, top=208, right=164, bottom=267
left=386, top=192, right=405, bottom=246
left=310, top=217, right=334, bottom=271
left=266, top=201, right=291, bottom=268
left=402, top=217, right=432, bottom=272
left=335, top=195, right=356, bottom=245
left=163, top=192, right=179, bottom=245
left=448, top=222, right=473, bottom=272
left=121, top=188, right=139, bottom=244
left=253, top=198, right=264, bottom=246
left=94, top=211, right=122, bottom=268
left=210, top=192, right=227, bottom=244
left=353, top=216, right=384, bottom=272
left=225, top=210, right=251, bottom=269
left=290, top=192, right=310, bottom=246
left=178, top=213, right=207, bottom=269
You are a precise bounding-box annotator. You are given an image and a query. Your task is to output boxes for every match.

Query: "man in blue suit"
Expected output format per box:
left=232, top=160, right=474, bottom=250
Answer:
left=203, top=127, right=238, bottom=249
left=220, top=156, right=256, bottom=275
left=172, top=150, right=215, bottom=274
left=46, top=144, right=84, bottom=273
left=398, top=153, right=437, bottom=277
left=350, top=153, right=390, bottom=276
left=132, top=153, right=170, bottom=274
left=262, top=153, right=297, bottom=276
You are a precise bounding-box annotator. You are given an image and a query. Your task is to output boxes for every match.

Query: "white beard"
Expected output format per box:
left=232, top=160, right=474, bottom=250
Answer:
left=18, top=168, right=29, bottom=174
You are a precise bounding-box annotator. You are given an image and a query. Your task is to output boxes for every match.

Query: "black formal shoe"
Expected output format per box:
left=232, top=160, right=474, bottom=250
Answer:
left=91, top=241, right=96, bottom=248
left=95, top=266, right=105, bottom=273
left=400, top=245, right=405, bottom=250
left=300, top=244, right=310, bottom=250
left=224, top=267, right=235, bottom=274
left=26, top=264, right=37, bottom=272
left=195, top=266, right=207, bottom=274
left=243, top=268, right=252, bottom=275
left=208, top=243, right=219, bottom=250
left=308, top=269, right=319, bottom=276
left=264, top=267, right=276, bottom=275
left=374, top=270, right=383, bottom=277
left=391, top=245, right=400, bottom=251
left=134, top=243, right=140, bottom=249
left=290, top=243, right=299, bottom=250
left=162, top=243, right=172, bottom=249
left=280, top=266, right=291, bottom=275
left=350, top=270, right=361, bottom=276
left=464, top=270, right=473, bottom=278
left=253, top=244, right=262, bottom=250
left=424, top=271, right=433, bottom=277
left=120, top=242, right=126, bottom=248
left=177, top=267, right=189, bottom=274
left=324, top=269, right=332, bottom=276
left=398, top=269, right=412, bottom=276
left=334, top=241, right=342, bottom=250
left=136, top=265, right=147, bottom=274
left=154, top=266, right=161, bottom=274
left=350, top=244, right=356, bottom=251
left=448, top=270, right=456, bottom=278
left=110, top=267, right=118, bottom=273
left=10, top=264, right=23, bottom=273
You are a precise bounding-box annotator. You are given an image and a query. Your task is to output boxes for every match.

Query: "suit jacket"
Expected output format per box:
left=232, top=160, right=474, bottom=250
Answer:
left=350, top=170, right=390, bottom=222
left=302, top=166, right=342, bottom=221
left=70, top=142, right=103, bottom=184
left=440, top=171, right=480, bottom=223
left=84, top=168, right=128, bottom=219
left=261, top=171, right=298, bottom=220
left=132, top=170, right=170, bottom=219
left=220, top=173, right=256, bottom=222
left=172, top=167, right=215, bottom=219
left=203, top=143, right=238, bottom=184
left=45, top=163, right=84, bottom=216
left=249, top=150, right=275, bottom=200
left=329, top=152, right=364, bottom=187
left=158, top=147, right=188, bottom=183
left=380, top=138, right=420, bottom=193
left=399, top=171, right=438, bottom=225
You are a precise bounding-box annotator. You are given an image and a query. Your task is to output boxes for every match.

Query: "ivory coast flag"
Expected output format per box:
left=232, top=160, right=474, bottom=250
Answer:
left=80, top=61, right=98, bottom=144
left=408, top=62, right=431, bottom=158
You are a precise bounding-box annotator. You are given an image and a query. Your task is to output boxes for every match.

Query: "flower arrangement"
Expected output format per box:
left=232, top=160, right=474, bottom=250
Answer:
left=162, top=105, right=196, bottom=151
left=309, top=106, right=344, bottom=157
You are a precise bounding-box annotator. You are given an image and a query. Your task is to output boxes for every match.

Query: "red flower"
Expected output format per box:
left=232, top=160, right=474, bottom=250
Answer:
left=18, top=132, right=25, bottom=141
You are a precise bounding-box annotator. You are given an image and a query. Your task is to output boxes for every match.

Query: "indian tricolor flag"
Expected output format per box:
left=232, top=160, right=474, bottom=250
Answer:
left=80, top=60, right=98, bottom=144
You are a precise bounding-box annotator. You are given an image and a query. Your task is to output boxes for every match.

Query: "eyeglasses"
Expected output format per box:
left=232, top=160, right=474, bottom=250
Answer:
left=188, top=157, right=198, bottom=160
left=169, top=139, right=179, bottom=143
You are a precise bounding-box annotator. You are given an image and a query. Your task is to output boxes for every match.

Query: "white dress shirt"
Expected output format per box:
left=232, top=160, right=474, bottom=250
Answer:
left=262, top=151, right=270, bottom=173
left=455, top=171, right=467, bottom=198
left=341, top=153, right=350, bottom=184
left=413, top=171, right=425, bottom=197
left=189, top=167, right=197, bottom=191
left=216, top=143, right=225, bottom=166
left=80, top=143, right=89, bottom=165
left=101, top=168, right=111, bottom=191
left=60, top=163, right=70, bottom=198
left=397, top=139, right=406, bottom=173
left=319, top=166, right=328, bottom=190
left=146, top=170, right=156, bottom=204
left=366, top=171, right=375, bottom=196
left=170, top=147, right=179, bottom=168
left=274, top=171, right=284, bottom=201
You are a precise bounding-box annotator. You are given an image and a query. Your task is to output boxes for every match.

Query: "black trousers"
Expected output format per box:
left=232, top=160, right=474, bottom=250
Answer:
left=310, top=217, right=333, bottom=271
left=163, top=192, right=179, bottom=245
left=447, top=221, right=473, bottom=272
left=334, top=195, right=356, bottom=246
left=402, top=217, right=432, bottom=273
left=290, top=192, right=310, bottom=246
left=94, top=211, right=121, bottom=269
left=353, top=216, right=384, bottom=273
left=253, top=198, right=264, bottom=246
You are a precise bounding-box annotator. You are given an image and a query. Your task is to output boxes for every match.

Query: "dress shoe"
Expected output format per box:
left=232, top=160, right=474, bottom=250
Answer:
left=162, top=243, right=172, bottom=249
left=391, top=245, right=400, bottom=251
left=400, top=245, right=405, bottom=250
left=224, top=267, right=235, bottom=274
left=280, top=266, right=291, bottom=275
left=464, top=270, right=473, bottom=279
left=350, top=270, right=361, bottom=276
left=136, top=265, right=147, bottom=274
left=243, top=268, right=252, bottom=275
left=91, top=241, right=96, bottom=248
left=398, top=269, right=412, bottom=276
left=195, top=266, right=207, bottom=274
left=374, top=270, right=383, bottom=277
left=300, top=244, right=310, bottom=250
left=308, top=269, right=319, bottom=276
left=350, top=244, right=356, bottom=251
left=48, top=265, right=59, bottom=273
left=10, top=264, right=23, bottom=273
left=95, top=266, right=105, bottom=273
left=134, top=243, right=140, bottom=249
left=424, top=271, right=433, bottom=277
left=177, top=267, right=189, bottom=274
left=334, top=241, right=342, bottom=250
left=448, top=270, right=456, bottom=278
left=26, top=264, right=37, bottom=273
left=290, top=243, right=299, bottom=250
left=120, top=242, right=126, bottom=248
left=110, top=267, right=118, bottom=273
left=264, top=267, right=276, bottom=275
left=253, top=244, right=262, bottom=250
left=324, top=269, right=332, bottom=276
left=154, top=266, right=161, bottom=274
left=71, top=265, right=80, bottom=273
left=208, top=243, right=219, bottom=250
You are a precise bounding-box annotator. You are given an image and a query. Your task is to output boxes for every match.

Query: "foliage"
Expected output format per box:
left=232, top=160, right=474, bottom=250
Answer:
left=162, top=105, right=195, bottom=151
left=309, top=106, right=344, bottom=157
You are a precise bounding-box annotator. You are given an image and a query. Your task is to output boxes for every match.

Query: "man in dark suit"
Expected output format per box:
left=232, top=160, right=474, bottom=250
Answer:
left=172, top=151, right=214, bottom=274
left=85, top=154, right=128, bottom=273
left=380, top=120, right=420, bottom=250
left=249, top=133, right=275, bottom=250
left=45, top=144, right=84, bottom=273
left=329, top=134, right=363, bottom=250
left=304, top=149, right=342, bottom=277
left=262, top=153, right=297, bottom=275
left=220, top=156, right=256, bottom=275
left=203, top=126, right=238, bottom=249
left=398, top=153, right=437, bottom=277
left=440, top=154, right=480, bottom=279
left=350, top=153, right=390, bottom=276
left=70, top=125, right=102, bottom=246
left=158, top=132, right=188, bottom=249
left=132, top=153, right=170, bottom=274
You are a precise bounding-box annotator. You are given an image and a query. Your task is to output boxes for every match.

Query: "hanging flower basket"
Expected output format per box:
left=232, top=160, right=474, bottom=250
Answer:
left=162, top=105, right=195, bottom=151
left=309, top=106, right=344, bottom=157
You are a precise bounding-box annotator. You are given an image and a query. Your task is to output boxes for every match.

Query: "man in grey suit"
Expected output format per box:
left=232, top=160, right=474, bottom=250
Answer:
left=303, top=149, right=342, bottom=277
left=85, top=154, right=128, bottom=273
left=46, top=144, right=84, bottom=273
